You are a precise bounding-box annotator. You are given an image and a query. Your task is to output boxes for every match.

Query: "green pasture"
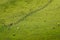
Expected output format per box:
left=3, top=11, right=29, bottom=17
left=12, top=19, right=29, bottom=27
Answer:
left=0, top=0, right=60, bottom=40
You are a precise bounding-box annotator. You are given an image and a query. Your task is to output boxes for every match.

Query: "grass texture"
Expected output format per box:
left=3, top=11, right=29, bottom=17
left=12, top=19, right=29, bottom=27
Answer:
left=0, top=0, right=60, bottom=40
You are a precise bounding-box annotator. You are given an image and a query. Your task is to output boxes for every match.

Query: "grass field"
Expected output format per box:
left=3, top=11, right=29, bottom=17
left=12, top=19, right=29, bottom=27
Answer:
left=0, top=0, right=60, bottom=40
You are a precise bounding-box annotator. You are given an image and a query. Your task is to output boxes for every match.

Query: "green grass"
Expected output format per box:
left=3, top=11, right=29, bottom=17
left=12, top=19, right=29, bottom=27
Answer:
left=0, top=0, right=60, bottom=40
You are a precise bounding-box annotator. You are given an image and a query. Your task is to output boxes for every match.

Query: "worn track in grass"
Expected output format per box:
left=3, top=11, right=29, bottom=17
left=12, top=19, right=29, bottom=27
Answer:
left=12, top=0, right=52, bottom=26
left=0, top=0, right=52, bottom=31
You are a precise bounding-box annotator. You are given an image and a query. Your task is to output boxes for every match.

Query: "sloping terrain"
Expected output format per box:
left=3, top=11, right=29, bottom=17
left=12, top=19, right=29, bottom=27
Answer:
left=0, top=0, right=60, bottom=40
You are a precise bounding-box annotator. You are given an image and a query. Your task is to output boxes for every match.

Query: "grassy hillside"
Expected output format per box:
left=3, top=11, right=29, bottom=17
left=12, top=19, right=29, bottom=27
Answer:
left=0, top=0, right=60, bottom=40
